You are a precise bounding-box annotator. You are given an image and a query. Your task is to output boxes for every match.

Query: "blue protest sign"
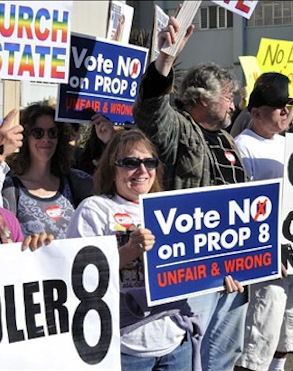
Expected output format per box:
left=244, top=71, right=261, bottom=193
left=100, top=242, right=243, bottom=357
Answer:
left=56, top=33, right=148, bottom=124
left=140, top=180, right=281, bottom=306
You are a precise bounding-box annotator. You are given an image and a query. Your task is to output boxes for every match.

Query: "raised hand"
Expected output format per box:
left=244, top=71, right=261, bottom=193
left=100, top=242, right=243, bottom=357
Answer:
left=91, top=113, right=115, bottom=144
left=0, top=109, right=23, bottom=160
left=155, top=16, right=195, bottom=77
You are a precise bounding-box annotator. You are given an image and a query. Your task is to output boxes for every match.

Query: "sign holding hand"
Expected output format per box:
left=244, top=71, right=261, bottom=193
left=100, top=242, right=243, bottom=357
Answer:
left=0, top=109, right=23, bottom=160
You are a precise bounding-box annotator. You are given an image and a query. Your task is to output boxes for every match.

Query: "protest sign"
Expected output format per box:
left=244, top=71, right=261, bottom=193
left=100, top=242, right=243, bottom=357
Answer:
left=107, top=0, right=134, bottom=44
left=140, top=180, right=281, bottom=306
left=238, top=56, right=261, bottom=99
left=56, top=33, right=148, bottom=124
left=150, top=5, right=169, bottom=62
left=281, top=133, right=293, bottom=274
left=212, top=0, right=258, bottom=19
left=160, top=0, right=257, bottom=57
left=0, top=1, right=72, bottom=83
left=257, top=38, right=293, bottom=96
left=161, top=1, right=202, bottom=57
left=0, top=236, right=120, bottom=370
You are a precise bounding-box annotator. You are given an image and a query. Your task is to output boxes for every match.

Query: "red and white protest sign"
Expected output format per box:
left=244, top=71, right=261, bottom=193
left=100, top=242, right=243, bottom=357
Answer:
left=212, top=1, right=258, bottom=19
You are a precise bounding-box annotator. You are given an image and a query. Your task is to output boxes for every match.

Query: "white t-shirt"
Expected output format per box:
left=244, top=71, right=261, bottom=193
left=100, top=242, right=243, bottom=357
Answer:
left=67, top=194, right=185, bottom=357
left=235, top=129, right=285, bottom=180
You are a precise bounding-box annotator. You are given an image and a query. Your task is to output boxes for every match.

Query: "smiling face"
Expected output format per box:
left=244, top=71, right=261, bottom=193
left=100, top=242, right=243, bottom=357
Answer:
left=114, top=144, right=157, bottom=202
left=27, top=115, right=58, bottom=164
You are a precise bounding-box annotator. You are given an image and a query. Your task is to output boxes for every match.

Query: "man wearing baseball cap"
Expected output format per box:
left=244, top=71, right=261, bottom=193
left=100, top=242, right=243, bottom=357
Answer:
left=235, top=72, right=292, bottom=181
left=235, top=73, right=293, bottom=371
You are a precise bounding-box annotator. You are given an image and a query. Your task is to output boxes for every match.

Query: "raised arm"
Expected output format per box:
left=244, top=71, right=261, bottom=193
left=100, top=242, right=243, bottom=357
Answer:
left=133, top=19, right=195, bottom=167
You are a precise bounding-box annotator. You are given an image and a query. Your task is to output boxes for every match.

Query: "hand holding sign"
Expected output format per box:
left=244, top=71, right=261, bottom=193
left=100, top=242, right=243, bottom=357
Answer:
left=21, top=231, right=54, bottom=251
left=0, top=109, right=23, bottom=160
left=119, top=227, right=155, bottom=268
left=91, top=113, right=115, bottom=144
left=224, top=275, right=244, bottom=293
left=160, top=1, right=200, bottom=59
left=155, top=16, right=195, bottom=77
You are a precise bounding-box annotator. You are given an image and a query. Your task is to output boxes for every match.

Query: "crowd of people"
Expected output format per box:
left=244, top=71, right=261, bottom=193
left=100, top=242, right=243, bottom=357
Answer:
left=0, top=16, right=292, bottom=371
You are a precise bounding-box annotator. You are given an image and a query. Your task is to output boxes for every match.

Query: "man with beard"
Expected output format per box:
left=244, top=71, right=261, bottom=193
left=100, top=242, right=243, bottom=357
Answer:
left=134, top=23, right=245, bottom=191
left=133, top=16, right=248, bottom=371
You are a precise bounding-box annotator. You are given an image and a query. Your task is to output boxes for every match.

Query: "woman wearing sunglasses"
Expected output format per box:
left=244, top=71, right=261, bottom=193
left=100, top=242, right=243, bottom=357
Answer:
left=67, top=129, right=201, bottom=371
left=2, top=103, right=93, bottom=239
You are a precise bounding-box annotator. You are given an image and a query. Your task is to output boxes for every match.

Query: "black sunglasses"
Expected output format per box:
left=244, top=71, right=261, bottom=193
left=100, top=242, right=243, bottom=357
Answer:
left=30, top=127, right=59, bottom=140
left=115, top=157, right=159, bottom=170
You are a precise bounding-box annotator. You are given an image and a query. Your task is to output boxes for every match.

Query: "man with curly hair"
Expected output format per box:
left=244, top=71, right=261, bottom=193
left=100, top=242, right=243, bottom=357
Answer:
left=134, top=17, right=248, bottom=371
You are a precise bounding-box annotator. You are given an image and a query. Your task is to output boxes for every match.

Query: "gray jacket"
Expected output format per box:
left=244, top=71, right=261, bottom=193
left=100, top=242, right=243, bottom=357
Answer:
left=133, top=62, right=245, bottom=190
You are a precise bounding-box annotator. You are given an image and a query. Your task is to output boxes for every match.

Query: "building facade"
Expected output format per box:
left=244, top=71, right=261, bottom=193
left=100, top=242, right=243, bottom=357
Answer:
left=129, top=0, right=293, bottom=80
left=1, top=1, right=292, bottom=116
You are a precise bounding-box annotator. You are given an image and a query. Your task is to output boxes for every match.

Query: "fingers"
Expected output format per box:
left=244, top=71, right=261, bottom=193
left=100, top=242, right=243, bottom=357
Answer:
left=44, top=233, right=54, bottom=246
left=2, top=109, right=18, bottom=130
left=129, top=228, right=155, bottom=252
left=36, top=231, right=49, bottom=248
left=21, top=232, right=54, bottom=252
left=1, top=124, right=24, bottom=156
left=167, top=19, right=179, bottom=44
left=225, top=275, right=236, bottom=293
left=233, top=280, right=244, bottom=293
left=21, top=235, right=31, bottom=251
left=91, top=113, right=114, bottom=144
left=224, top=275, right=244, bottom=293
left=185, top=24, right=195, bottom=40
left=12, top=124, right=24, bottom=134
left=27, top=234, right=39, bottom=251
left=8, top=125, right=24, bottom=141
left=162, top=17, right=180, bottom=47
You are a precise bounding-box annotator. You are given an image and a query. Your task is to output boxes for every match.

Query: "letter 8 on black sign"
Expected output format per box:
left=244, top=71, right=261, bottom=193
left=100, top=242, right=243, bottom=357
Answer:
left=71, top=246, right=112, bottom=364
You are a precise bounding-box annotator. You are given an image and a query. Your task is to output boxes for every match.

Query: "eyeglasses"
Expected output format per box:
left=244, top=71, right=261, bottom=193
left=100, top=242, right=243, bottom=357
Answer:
left=30, top=127, right=59, bottom=140
left=115, top=157, right=159, bottom=170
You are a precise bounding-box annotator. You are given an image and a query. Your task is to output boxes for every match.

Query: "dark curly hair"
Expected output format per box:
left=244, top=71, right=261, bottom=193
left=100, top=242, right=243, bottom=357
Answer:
left=94, top=129, right=163, bottom=196
left=7, top=103, right=72, bottom=177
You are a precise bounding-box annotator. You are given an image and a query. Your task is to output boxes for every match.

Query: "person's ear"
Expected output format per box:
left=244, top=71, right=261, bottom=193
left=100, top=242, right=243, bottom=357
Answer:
left=198, top=96, right=209, bottom=107
left=251, top=107, right=260, bottom=120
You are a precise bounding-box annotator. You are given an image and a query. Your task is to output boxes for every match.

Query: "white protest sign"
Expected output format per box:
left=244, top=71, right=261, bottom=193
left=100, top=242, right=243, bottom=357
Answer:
left=281, top=133, right=293, bottom=274
left=150, top=5, right=169, bottom=62
left=0, top=236, right=120, bottom=370
left=0, top=1, right=72, bottom=82
left=107, top=0, right=134, bottom=44
left=212, top=1, right=258, bottom=19
left=161, top=1, right=202, bottom=57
